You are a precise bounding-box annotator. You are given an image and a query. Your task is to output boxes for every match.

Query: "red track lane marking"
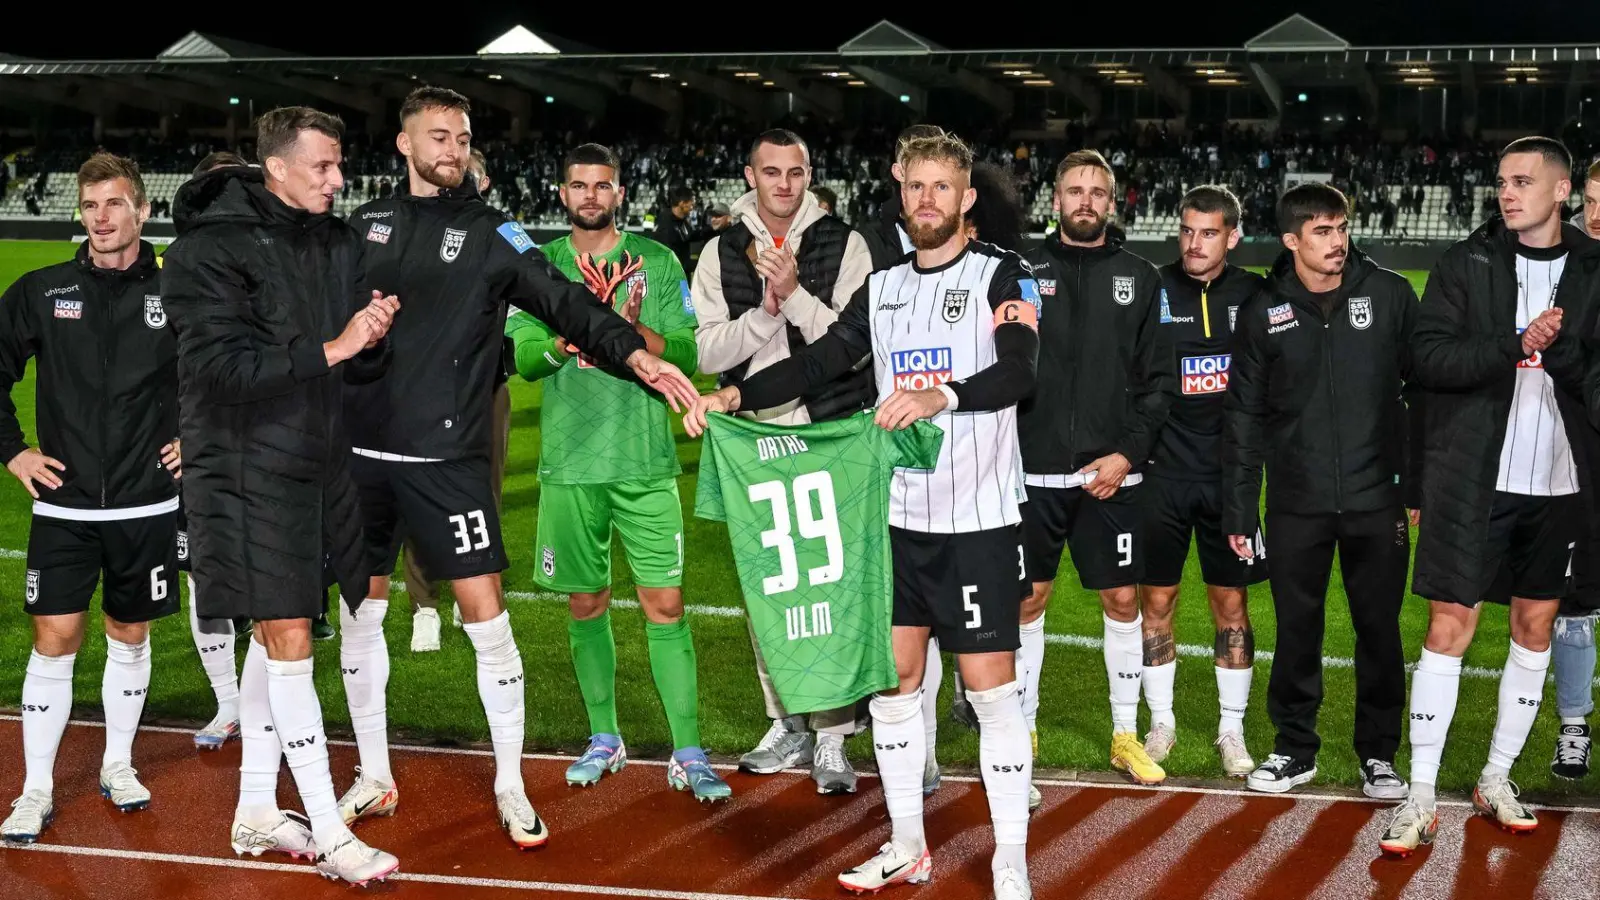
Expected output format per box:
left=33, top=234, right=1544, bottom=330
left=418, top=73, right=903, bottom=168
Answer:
left=4, top=718, right=1600, bottom=898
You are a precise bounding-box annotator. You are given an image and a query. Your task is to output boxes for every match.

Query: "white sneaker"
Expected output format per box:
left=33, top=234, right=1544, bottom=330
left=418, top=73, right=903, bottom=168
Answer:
left=315, top=834, right=399, bottom=886
left=99, top=761, right=151, bottom=812
left=194, top=709, right=240, bottom=751
left=496, top=788, right=549, bottom=849
left=337, top=767, right=399, bottom=826
left=994, top=864, right=1033, bottom=900
left=411, top=608, right=441, bottom=653
left=2, top=790, right=53, bottom=843
left=231, top=809, right=316, bottom=860
left=1215, top=731, right=1255, bottom=778
left=838, top=840, right=932, bottom=893
left=1028, top=782, right=1042, bottom=811
left=1144, top=723, right=1177, bottom=763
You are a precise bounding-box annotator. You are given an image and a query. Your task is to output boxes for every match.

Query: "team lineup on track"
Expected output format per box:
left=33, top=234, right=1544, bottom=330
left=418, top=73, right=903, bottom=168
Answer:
left=2, top=715, right=1597, bottom=899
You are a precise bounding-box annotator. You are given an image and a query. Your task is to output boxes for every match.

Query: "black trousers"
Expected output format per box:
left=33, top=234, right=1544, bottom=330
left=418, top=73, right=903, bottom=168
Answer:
left=1263, top=507, right=1408, bottom=763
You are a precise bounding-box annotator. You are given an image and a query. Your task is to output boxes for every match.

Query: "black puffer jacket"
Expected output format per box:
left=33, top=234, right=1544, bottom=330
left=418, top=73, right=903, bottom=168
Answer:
left=1413, top=217, right=1600, bottom=605
left=161, top=167, right=386, bottom=619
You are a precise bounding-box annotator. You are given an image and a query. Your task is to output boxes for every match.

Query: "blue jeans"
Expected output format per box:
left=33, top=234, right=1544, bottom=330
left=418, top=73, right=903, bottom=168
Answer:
left=1553, top=614, right=1596, bottom=719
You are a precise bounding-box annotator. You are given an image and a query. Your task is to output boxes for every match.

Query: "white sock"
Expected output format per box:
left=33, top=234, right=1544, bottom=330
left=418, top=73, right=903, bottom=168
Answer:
left=1016, top=615, right=1045, bottom=733
left=921, top=638, right=941, bottom=761
left=264, top=655, right=348, bottom=850
left=1104, top=614, right=1143, bottom=734
left=21, top=650, right=75, bottom=795
left=237, top=638, right=281, bottom=816
left=339, top=597, right=392, bottom=784
left=188, top=574, right=238, bottom=721
left=1143, top=660, right=1176, bottom=731
left=1216, top=666, right=1252, bottom=736
left=969, top=681, right=1030, bottom=877
left=465, top=610, right=526, bottom=794
left=101, top=635, right=151, bottom=768
left=1564, top=716, right=1588, bottom=726
left=1407, top=648, right=1462, bottom=797
left=1484, top=639, right=1551, bottom=778
left=869, top=690, right=926, bottom=854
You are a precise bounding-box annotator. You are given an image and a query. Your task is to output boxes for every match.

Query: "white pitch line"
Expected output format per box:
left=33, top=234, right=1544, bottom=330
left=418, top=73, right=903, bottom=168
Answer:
left=5, top=714, right=1600, bottom=816
left=1, top=842, right=808, bottom=900
left=0, top=548, right=24, bottom=559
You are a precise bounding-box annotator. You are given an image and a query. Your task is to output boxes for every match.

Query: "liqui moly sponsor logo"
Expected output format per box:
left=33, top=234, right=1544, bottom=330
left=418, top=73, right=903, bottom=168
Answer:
left=1181, top=354, right=1230, bottom=394
left=891, top=347, right=953, bottom=390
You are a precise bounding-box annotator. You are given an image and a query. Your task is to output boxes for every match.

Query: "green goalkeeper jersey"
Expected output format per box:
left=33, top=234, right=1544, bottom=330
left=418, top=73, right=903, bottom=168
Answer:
left=505, top=231, right=698, bottom=485
left=694, top=410, right=944, bottom=714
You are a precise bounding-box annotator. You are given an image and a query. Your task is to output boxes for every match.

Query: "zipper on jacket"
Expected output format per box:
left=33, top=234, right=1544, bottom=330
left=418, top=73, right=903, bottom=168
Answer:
left=1201, top=283, right=1212, bottom=339
left=1323, top=318, right=1343, bottom=513
left=1067, top=254, right=1082, bottom=459
left=99, top=287, right=110, bottom=507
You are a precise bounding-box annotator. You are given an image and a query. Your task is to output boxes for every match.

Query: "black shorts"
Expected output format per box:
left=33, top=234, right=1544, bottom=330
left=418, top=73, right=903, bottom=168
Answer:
left=890, top=524, right=1028, bottom=654
left=25, top=511, right=181, bottom=623
left=352, top=454, right=506, bottom=581
left=1141, top=475, right=1269, bottom=588
left=1021, top=483, right=1142, bottom=590
left=1466, top=491, right=1583, bottom=607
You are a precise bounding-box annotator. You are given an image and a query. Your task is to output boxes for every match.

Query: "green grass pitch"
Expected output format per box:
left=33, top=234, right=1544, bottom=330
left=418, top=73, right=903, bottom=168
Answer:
left=0, top=239, right=1583, bottom=799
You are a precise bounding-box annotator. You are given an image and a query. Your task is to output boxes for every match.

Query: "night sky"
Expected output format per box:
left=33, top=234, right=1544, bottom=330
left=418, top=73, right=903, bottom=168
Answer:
left=4, top=0, right=1589, bottom=60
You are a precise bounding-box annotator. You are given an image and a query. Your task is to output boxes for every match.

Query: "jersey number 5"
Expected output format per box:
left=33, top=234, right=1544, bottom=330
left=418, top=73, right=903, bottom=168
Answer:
left=747, top=472, right=845, bottom=596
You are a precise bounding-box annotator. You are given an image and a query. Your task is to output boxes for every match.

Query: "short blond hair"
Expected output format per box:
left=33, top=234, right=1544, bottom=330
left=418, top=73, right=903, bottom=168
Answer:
left=1054, top=149, right=1116, bottom=193
left=78, top=152, right=146, bottom=208
left=896, top=132, right=974, bottom=178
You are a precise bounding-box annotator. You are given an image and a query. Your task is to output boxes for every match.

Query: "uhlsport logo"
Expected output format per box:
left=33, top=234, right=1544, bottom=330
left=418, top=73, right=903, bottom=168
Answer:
left=440, top=227, right=468, bottom=263
left=144, top=295, right=167, bottom=328
left=891, top=348, right=953, bottom=390
left=25, top=570, right=39, bottom=605
left=1181, top=354, right=1230, bottom=394
left=941, top=289, right=968, bottom=323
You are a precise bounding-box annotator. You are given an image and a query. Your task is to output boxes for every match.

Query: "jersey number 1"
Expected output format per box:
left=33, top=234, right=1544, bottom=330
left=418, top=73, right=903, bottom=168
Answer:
left=747, top=472, right=845, bottom=596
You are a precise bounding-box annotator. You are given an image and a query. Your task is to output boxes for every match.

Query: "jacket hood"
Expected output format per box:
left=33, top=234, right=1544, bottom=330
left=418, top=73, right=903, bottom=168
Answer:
left=1040, top=221, right=1128, bottom=263
left=396, top=172, right=484, bottom=204
left=73, top=238, right=160, bottom=278
left=171, top=165, right=333, bottom=234
left=731, top=187, right=827, bottom=250
left=1267, top=243, right=1378, bottom=296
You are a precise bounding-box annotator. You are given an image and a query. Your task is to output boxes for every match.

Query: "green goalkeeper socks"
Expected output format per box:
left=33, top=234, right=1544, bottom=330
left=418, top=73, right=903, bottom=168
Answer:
left=646, top=618, right=701, bottom=750
left=568, top=612, right=620, bottom=737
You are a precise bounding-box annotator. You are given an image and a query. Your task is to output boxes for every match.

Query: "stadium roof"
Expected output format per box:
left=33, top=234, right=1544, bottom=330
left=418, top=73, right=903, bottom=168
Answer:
left=0, top=16, right=1594, bottom=123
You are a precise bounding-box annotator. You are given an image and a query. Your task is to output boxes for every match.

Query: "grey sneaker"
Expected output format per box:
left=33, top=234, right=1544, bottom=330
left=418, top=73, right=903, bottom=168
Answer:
left=1144, top=724, right=1177, bottom=764
left=739, top=716, right=813, bottom=774
left=812, top=733, right=857, bottom=794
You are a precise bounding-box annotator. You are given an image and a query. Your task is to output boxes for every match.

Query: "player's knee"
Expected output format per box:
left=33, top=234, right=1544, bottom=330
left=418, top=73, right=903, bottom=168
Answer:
left=870, top=689, right=922, bottom=725
left=103, top=618, right=150, bottom=647
left=1207, top=587, right=1249, bottom=630
left=638, top=588, right=683, bottom=624
left=32, top=615, right=86, bottom=657
left=568, top=589, right=611, bottom=621
left=1422, top=604, right=1475, bottom=656
left=1102, top=585, right=1138, bottom=621
left=1140, top=587, right=1179, bottom=627
left=1020, top=584, right=1052, bottom=622
left=256, top=620, right=313, bottom=662
left=1509, top=602, right=1558, bottom=652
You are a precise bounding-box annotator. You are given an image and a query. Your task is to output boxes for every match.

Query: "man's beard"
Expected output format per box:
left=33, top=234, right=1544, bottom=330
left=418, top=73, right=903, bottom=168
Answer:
left=416, top=157, right=464, bottom=190
left=1061, top=209, right=1108, bottom=242
left=905, top=209, right=961, bottom=250
left=568, top=206, right=615, bottom=232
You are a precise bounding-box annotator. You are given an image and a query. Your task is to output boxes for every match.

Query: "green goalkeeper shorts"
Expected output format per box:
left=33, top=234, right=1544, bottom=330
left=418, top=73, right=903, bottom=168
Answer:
left=534, top=478, right=685, bottom=593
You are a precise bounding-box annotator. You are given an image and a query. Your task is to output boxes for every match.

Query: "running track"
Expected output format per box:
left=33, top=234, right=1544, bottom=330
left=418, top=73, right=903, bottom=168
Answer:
left=1, top=716, right=1597, bottom=899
